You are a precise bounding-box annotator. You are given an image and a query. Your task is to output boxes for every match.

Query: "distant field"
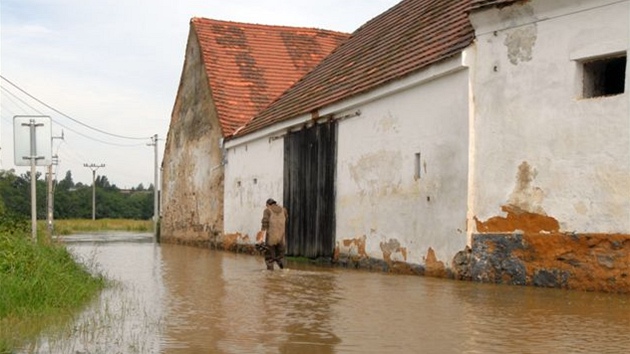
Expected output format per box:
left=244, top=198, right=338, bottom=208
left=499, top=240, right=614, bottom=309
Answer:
left=39, top=219, right=154, bottom=235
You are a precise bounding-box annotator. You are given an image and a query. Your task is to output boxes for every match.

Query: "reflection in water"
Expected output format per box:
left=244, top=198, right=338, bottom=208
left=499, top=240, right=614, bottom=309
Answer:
left=160, top=247, right=342, bottom=353
left=159, top=243, right=226, bottom=353
left=456, top=282, right=630, bottom=353
left=18, top=233, right=630, bottom=353
left=24, top=234, right=165, bottom=353
left=262, top=270, right=342, bottom=353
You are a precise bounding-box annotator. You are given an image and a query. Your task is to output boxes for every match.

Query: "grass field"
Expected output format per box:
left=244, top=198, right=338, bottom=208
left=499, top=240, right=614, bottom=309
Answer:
left=40, top=218, right=154, bottom=236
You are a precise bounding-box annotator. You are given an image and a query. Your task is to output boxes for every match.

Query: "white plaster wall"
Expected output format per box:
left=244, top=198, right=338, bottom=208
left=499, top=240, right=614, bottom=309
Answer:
left=470, top=0, right=630, bottom=233
left=336, top=68, right=470, bottom=265
left=224, top=137, right=284, bottom=240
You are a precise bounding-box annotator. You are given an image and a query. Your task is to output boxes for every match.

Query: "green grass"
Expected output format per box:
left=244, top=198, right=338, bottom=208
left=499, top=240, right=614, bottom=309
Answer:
left=0, top=225, right=107, bottom=352
left=40, top=218, right=154, bottom=236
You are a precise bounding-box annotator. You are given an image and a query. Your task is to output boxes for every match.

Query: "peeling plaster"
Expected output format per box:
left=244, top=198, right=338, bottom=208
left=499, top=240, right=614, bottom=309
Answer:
left=499, top=4, right=537, bottom=65
left=475, top=161, right=559, bottom=233
left=339, top=235, right=368, bottom=259
left=467, top=160, right=630, bottom=292
left=348, top=150, right=402, bottom=198
left=504, top=25, right=537, bottom=65
left=424, top=247, right=446, bottom=278
left=379, top=238, right=407, bottom=263
left=335, top=235, right=423, bottom=276
left=475, top=205, right=560, bottom=233
left=508, top=161, right=545, bottom=215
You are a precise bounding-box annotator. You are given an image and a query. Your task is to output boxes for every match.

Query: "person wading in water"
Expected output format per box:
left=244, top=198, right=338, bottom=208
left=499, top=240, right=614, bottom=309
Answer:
left=259, top=198, right=288, bottom=270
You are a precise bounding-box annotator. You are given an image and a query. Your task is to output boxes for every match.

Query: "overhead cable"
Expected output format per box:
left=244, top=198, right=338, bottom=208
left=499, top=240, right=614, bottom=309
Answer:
left=0, top=88, right=146, bottom=147
left=0, top=74, right=153, bottom=140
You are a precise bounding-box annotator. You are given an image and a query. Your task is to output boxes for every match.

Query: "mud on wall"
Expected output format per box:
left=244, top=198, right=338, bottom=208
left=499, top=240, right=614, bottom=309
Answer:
left=459, top=161, right=630, bottom=293
left=466, top=231, right=630, bottom=293
left=333, top=234, right=451, bottom=278
left=462, top=196, right=630, bottom=293
left=190, top=217, right=630, bottom=295
left=161, top=28, right=225, bottom=244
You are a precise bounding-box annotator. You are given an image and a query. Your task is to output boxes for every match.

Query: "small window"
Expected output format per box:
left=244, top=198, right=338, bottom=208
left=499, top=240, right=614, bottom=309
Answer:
left=582, top=55, right=626, bottom=98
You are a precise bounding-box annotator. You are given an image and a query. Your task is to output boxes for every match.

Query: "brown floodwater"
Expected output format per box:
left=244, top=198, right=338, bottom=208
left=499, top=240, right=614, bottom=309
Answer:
left=18, top=232, right=630, bottom=353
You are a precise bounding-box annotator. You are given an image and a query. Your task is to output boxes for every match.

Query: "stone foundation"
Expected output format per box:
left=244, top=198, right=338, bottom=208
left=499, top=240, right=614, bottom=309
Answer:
left=466, top=233, right=630, bottom=293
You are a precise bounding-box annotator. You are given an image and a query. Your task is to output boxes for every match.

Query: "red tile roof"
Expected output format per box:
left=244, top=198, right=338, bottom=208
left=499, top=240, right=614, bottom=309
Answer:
left=231, top=0, right=475, bottom=138
left=191, top=18, right=349, bottom=137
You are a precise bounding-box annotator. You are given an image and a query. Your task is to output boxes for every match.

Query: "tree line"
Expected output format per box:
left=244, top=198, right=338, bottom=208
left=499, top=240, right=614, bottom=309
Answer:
left=0, top=169, right=154, bottom=220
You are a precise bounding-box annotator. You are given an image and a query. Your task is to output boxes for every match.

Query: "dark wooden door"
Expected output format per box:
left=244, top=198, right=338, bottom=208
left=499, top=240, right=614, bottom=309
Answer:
left=283, top=121, right=336, bottom=259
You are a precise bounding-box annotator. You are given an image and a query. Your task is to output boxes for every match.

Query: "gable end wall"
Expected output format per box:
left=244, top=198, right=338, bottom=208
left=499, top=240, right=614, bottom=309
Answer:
left=161, top=28, right=225, bottom=244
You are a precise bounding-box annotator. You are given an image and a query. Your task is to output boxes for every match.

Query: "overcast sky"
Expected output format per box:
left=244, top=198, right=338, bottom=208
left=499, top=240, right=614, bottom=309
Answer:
left=0, top=0, right=400, bottom=188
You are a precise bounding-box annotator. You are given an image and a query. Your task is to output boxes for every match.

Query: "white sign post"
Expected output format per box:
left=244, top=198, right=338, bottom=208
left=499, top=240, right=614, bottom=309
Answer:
left=14, top=115, right=52, bottom=241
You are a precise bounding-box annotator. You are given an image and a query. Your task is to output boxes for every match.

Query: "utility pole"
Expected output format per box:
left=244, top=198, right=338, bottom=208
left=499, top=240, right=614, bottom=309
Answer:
left=14, top=116, right=52, bottom=242
left=46, top=155, right=59, bottom=237
left=47, top=131, right=63, bottom=237
left=28, top=120, right=44, bottom=242
left=147, top=134, right=159, bottom=238
left=83, top=163, right=105, bottom=220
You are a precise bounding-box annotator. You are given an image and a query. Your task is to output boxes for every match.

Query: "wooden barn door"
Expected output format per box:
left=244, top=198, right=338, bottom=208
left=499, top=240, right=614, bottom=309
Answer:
left=284, top=121, right=336, bottom=259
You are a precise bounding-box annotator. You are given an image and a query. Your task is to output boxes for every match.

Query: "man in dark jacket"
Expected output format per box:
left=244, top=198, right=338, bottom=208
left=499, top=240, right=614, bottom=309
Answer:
left=260, top=198, right=288, bottom=270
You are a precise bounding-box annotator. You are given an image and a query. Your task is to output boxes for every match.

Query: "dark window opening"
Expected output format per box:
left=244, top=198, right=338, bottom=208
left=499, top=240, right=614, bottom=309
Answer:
left=583, top=55, right=626, bottom=98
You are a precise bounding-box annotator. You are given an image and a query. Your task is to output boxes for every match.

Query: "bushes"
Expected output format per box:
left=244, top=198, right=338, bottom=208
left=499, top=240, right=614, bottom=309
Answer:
left=0, top=169, right=155, bottom=221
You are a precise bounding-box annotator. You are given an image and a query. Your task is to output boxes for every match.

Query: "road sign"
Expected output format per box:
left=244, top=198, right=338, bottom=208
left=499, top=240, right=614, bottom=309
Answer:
left=13, top=115, right=52, bottom=166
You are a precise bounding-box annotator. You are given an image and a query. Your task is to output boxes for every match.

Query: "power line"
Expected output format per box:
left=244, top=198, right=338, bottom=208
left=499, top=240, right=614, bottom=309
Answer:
left=0, top=103, right=20, bottom=120
left=475, top=0, right=629, bottom=36
left=0, top=75, right=153, bottom=140
left=0, top=76, right=160, bottom=188
left=1, top=82, right=149, bottom=147
left=0, top=85, right=41, bottom=115
left=0, top=106, right=144, bottom=148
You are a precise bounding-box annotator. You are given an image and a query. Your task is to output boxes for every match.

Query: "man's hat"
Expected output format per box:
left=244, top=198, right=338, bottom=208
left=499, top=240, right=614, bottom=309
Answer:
left=266, top=198, right=276, bottom=205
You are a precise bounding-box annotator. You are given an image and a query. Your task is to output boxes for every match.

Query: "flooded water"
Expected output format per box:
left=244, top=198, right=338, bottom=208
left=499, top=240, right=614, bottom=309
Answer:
left=19, top=232, right=630, bottom=353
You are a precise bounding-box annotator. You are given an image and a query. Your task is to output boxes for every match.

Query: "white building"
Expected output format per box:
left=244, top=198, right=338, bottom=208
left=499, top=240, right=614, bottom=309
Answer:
left=468, top=0, right=629, bottom=291
left=164, top=0, right=629, bottom=292
left=224, top=0, right=476, bottom=276
left=221, top=0, right=630, bottom=291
